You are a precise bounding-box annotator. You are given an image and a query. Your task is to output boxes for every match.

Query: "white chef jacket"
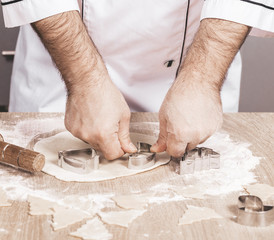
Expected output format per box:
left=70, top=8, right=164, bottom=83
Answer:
left=2, top=0, right=274, bottom=112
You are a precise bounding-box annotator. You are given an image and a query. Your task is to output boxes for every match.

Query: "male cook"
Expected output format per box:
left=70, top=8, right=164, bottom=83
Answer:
left=2, top=0, right=274, bottom=159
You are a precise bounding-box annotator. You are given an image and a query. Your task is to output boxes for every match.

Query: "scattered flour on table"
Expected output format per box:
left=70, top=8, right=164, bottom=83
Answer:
left=178, top=205, right=223, bottom=225
left=0, top=120, right=264, bottom=238
left=69, top=216, right=113, bottom=240
left=146, top=131, right=261, bottom=200
left=0, top=117, right=65, bottom=147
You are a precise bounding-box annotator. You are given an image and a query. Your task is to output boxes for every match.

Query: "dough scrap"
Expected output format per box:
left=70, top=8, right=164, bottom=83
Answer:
left=99, top=209, right=146, bottom=227
left=112, top=193, right=154, bottom=210
left=243, top=184, right=274, bottom=202
left=28, top=195, right=56, bottom=215
left=52, top=205, right=93, bottom=230
left=178, top=205, right=223, bottom=225
left=34, top=131, right=170, bottom=182
left=170, top=185, right=206, bottom=199
left=70, top=216, right=112, bottom=240
left=27, top=195, right=94, bottom=231
left=60, top=195, right=95, bottom=215
left=0, top=188, right=12, bottom=207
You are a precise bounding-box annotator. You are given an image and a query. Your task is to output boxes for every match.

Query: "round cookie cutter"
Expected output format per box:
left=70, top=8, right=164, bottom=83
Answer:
left=237, top=195, right=274, bottom=227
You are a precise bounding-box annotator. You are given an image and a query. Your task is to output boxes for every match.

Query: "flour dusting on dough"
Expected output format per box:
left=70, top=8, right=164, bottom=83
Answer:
left=34, top=131, right=170, bottom=182
left=99, top=209, right=146, bottom=228
left=70, top=217, right=112, bottom=240
left=178, top=205, right=223, bottom=225
left=0, top=188, right=12, bottom=207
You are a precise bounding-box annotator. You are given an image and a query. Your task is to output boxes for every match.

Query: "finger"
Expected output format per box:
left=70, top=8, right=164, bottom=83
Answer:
left=186, top=140, right=200, bottom=152
left=118, top=114, right=137, bottom=153
left=198, top=135, right=210, bottom=145
left=97, top=132, right=125, bottom=160
left=166, top=132, right=188, bottom=157
left=150, top=118, right=167, bottom=153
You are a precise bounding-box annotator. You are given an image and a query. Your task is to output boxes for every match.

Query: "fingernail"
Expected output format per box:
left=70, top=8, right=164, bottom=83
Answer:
left=150, top=143, right=158, bottom=152
left=129, top=142, right=137, bottom=152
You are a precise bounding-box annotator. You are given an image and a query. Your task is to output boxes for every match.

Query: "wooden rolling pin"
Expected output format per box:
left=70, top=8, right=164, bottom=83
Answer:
left=0, top=134, right=45, bottom=172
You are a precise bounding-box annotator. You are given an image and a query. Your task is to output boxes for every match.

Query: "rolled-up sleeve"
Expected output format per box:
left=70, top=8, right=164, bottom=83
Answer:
left=201, top=0, right=274, bottom=33
left=1, top=0, right=80, bottom=28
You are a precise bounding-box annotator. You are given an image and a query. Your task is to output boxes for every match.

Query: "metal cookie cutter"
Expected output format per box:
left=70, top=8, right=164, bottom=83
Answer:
left=58, top=148, right=99, bottom=174
left=237, top=195, right=274, bottom=227
left=128, top=142, right=156, bottom=170
left=179, top=147, right=220, bottom=175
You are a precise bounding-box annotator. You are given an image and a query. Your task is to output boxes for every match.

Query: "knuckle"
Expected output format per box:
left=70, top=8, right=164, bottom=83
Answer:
left=187, top=143, right=197, bottom=151
left=123, top=112, right=131, bottom=121
left=167, top=146, right=186, bottom=158
left=104, top=149, right=124, bottom=160
left=94, top=128, right=110, bottom=142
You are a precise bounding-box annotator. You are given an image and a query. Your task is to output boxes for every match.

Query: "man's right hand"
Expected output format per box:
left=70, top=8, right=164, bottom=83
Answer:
left=65, top=79, right=137, bottom=160
left=32, top=11, right=136, bottom=159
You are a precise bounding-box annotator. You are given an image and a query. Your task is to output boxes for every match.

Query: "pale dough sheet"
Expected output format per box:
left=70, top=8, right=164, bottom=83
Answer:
left=112, top=192, right=154, bottom=209
left=0, top=188, right=12, bottom=207
left=28, top=195, right=93, bottom=230
left=34, top=131, right=170, bottom=182
left=70, top=216, right=113, bottom=240
left=28, top=195, right=55, bottom=215
left=99, top=209, right=146, bottom=228
left=52, top=205, right=92, bottom=230
left=243, top=183, right=274, bottom=202
left=170, top=185, right=207, bottom=200
left=178, top=205, right=223, bottom=225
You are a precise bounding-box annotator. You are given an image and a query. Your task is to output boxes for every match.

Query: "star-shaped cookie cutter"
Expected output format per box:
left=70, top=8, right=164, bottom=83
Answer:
left=237, top=195, right=274, bottom=227
left=179, top=147, right=220, bottom=175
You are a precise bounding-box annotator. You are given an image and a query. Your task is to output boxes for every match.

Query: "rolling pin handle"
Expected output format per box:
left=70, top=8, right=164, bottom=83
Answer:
left=0, top=138, right=45, bottom=172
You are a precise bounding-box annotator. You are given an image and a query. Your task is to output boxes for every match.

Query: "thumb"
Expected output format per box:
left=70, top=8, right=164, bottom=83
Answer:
left=151, top=119, right=167, bottom=153
left=118, top=114, right=137, bottom=153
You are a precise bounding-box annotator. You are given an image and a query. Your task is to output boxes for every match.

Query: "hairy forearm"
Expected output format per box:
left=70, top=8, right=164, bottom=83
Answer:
left=32, top=11, right=107, bottom=96
left=176, top=18, right=250, bottom=91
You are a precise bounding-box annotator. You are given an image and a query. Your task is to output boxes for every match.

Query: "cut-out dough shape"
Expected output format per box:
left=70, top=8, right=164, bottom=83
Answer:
left=70, top=216, right=113, bottom=240
left=243, top=184, right=274, bottom=202
left=178, top=205, right=223, bottom=225
left=0, top=188, right=12, bottom=207
left=33, top=131, right=170, bottom=182
left=99, top=209, right=146, bottom=228
left=52, top=205, right=93, bottom=230
left=61, top=195, right=96, bottom=215
left=170, top=185, right=206, bottom=200
left=27, top=195, right=93, bottom=231
left=28, top=195, right=56, bottom=215
left=112, top=193, right=154, bottom=210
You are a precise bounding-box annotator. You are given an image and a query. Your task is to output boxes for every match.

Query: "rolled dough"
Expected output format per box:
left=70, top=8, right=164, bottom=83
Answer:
left=33, top=131, right=170, bottom=182
left=243, top=184, right=274, bottom=202
left=28, top=195, right=56, bottom=215
left=27, top=195, right=93, bottom=231
left=0, top=188, right=12, bottom=207
left=99, top=209, right=146, bottom=228
left=170, top=184, right=207, bottom=200
left=112, top=193, right=154, bottom=210
left=70, top=216, right=113, bottom=240
left=52, top=205, right=93, bottom=230
left=178, top=205, right=223, bottom=225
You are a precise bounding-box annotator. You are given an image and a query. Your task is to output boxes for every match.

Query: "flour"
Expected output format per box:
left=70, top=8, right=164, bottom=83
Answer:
left=0, top=228, right=8, bottom=234
left=0, top=123, right=261, bottom=204
left=0, top=117, right=65, bottom=147
left=147, top=132, right=261, bottom=199
left=0, top=119, right=263, bottom=236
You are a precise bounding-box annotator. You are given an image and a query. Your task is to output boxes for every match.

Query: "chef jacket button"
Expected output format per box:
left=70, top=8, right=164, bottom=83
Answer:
left=164, top=60, right=175, bottom=68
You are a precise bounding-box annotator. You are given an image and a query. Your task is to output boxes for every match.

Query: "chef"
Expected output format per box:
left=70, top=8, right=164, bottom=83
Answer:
left=2, top=0, right=274, bottom=159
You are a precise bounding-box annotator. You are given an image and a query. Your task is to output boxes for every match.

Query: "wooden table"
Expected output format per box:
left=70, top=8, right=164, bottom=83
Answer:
left=0, top=112, right=273, bottom=240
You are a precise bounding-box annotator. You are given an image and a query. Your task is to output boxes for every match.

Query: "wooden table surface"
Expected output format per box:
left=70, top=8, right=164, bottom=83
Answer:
left=0, top=112, right=273, bottom=240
